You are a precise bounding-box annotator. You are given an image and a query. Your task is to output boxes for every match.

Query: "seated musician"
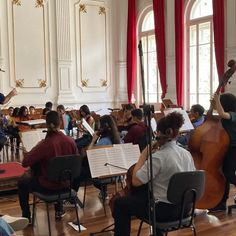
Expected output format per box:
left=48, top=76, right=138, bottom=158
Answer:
left=18, top=111, right=78, bottom=222
left=112, top=112, right=196, bottom=236
left=72, top=115, right=120, bottom=201
left=42, top=101, right=53, bottom=115
left=57, top=104, right=72, bottom=136
left=15, top=106, right=33, bottom=132
left=123, top=108, right=146, bottom=146
left=29, top=106, right=35, bottom=116
left=118, top=104, right=135, bottom=133
left=177, top=104, right=205, bottom=146
left=75, top=105, right=95, bottom=153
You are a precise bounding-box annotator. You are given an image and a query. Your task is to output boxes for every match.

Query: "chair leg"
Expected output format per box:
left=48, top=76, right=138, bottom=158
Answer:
left=74, top=199, right=81, bottom=232
left=137, top=220, right=144, bottom=236
left=82, top=181, right=87, bottom=208
left=32, top=195, right=37, bottom=226
left=192, top=225, right=196, bottom=236
left=46, top=203, right=51, bottom=236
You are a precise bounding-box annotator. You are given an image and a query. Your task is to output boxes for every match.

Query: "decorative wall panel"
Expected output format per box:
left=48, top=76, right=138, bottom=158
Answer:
left=75, top=0, right=109, bottom=91
left=8, top=0, right=50, bottom=91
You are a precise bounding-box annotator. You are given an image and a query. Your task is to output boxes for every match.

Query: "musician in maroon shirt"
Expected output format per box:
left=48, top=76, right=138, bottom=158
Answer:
left=123, top=109, right=146, bottom=145
left=18, top=111, right=78, bottom=222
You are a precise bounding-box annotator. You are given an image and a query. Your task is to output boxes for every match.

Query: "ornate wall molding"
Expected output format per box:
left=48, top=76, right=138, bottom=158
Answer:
left=7, top=0, right=51, bottom=92
left=56, top=0, right=76, bottom=103
left=74, top=0, right=110, bottom=92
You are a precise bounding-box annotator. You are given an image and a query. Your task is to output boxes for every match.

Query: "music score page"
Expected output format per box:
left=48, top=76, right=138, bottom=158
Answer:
left=87, top=144, right=140, bottom=178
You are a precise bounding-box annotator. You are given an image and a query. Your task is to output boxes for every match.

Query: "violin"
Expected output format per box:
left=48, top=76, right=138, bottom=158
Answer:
left=189, top=60, right=236, bottom=209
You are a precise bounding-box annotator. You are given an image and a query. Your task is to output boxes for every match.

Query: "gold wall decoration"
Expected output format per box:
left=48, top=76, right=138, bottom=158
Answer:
left=99, top=7, right=106, bottom=15
left=79, top=4, right=87, bottom=13
left=38, top=79, right=46, bottom=88
left=12, top=0, right=21, bottom=6
left=81, top=79, right=89, bottom=87
left=15, top=79, right=24, bottom=87
left=35, top=0, right=44, bottom=8
left=100, top=79, right=107, bottom=87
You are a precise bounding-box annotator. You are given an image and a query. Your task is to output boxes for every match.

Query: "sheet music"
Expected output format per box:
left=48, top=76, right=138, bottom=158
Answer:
left=163, top=108, right=194, bottom=132
left=87, top=144, right=140, bottom=178
left=81, top=118, right=94, bottom=136
left=20, top=130, right=46, bottom=152
left=19, top=119, right=46, bottom=126
left=20, top=129, right=66, bottom=152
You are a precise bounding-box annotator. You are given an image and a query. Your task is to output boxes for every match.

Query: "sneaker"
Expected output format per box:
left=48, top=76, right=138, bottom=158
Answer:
left=55, top=210, right=66, bottom=220
left=208, top=203, right=226, bottom=213
left=1, top=215, right=29, bottom=231
left=98, top=191, right=109, bottom=200
left=63, top=200, right=79, bottom=208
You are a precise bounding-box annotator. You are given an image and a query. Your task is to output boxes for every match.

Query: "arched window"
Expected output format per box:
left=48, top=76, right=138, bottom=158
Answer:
left=138, top=9, right=161, bottom=104
left=185, top=0, right=217, bottom=109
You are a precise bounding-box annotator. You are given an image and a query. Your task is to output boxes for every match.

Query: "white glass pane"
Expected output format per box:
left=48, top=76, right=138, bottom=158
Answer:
left=148, top=35, right=156, bottom=52
left=190, top=46, right=197, bottom=93
left=190, top=25, right=197, bottom=46
left=142, top=37, right=147, bottom=53
left=199, top=45, right=210, bottom=93
left=199, top=94, right=210, bottom=109
left=190, top=0, right=212, bottom=20
left=189, top=94, right=197, bottom=107
left=199, top=22, right=210, bottom=44
left=142, top=11, right=154, bottom=32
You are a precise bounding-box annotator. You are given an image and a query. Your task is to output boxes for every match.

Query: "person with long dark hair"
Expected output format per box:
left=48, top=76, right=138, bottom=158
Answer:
left=112, top=112, right=195, bottom=236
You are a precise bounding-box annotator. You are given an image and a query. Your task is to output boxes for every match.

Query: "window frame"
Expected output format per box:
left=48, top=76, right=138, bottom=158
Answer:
left=136, top=6, right=161, bottom=105
left=185, top=0, right=216, bottom=110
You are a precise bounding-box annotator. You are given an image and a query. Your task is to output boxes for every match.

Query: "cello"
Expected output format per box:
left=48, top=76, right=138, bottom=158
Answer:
left=189, top=60, right=236, bottom=209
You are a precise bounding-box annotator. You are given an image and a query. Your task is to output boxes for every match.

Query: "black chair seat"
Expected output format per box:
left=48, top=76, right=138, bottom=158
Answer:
left=33, top=189, right=77, bottom=203
left=137, top=170, right=205, bottom=236
left=156, top=216, right=192, bottom=230
left=32, top=155, right=83, bottom=236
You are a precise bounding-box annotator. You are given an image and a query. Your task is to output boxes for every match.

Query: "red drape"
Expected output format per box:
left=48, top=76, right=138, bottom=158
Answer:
left=127, top=0, right=136, bottom=103
left=153, top=0, right=167, bottom=99
left=175, top=0, right=184, bottom=106
left=212, top=0, right=225, bottom=83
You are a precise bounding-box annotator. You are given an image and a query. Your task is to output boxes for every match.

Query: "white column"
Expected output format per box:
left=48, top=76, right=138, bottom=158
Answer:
left=112, top=0, right=128, bottom=104
left=55, top=0, right=76, bottom=104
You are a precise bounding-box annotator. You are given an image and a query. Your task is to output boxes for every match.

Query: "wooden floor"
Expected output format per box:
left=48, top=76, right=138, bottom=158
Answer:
left=1, top=151, right=236, bottom=236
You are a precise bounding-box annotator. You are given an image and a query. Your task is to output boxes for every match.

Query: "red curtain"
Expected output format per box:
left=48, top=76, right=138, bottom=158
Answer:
left=212, top=0, right=225, bottom=83
left=153, top=0, right=167, bottom=99
left=127, top=0, right=136, bottom=103
left=175, top=0, right=184, bottom=106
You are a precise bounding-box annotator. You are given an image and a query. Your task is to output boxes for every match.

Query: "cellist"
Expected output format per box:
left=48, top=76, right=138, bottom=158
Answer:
left=112, top=112, right=195, bottom=236
left=209, top=93, right=236, bottom=212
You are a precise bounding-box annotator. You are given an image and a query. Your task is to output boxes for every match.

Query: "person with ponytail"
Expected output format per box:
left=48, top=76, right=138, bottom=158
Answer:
left=18, top=111, right=78, bottom=222
left=112, top=112, right=196, bottom=236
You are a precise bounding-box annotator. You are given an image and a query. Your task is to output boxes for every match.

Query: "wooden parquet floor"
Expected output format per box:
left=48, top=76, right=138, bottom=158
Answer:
left=1, top=151, right=236, bottom=235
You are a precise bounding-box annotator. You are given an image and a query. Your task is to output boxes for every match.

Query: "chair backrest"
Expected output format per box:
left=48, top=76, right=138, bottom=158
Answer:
left=47, top=155, right=83, bottom=182
left=167, top=170, right=205, bottom=205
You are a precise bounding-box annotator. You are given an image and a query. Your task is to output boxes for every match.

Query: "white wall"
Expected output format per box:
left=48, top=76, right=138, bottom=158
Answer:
left=0, top=0, right=236, bottom=110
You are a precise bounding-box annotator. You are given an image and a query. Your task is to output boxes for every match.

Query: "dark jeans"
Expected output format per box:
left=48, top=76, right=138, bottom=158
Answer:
left=18, top=175, right=48, bottom=218
left=113, top=191, right=190, bottom=236
left=18, top=174, right=63, bottom=219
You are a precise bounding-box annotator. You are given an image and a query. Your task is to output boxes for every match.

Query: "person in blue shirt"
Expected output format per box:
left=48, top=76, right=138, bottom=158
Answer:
left=177, top=104, right=205, bottom=147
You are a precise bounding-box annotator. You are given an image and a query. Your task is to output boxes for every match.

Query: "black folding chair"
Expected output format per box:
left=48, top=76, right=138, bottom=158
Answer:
left=137, top=170, right=205, bottom=236
left=32, top=154, right=83, bottom=236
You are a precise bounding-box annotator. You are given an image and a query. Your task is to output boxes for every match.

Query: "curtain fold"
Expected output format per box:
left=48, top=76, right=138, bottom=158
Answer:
left=127, top=0, right=136, bottom=103
left=175, top=0, right=184, bottom=106
left=153, top=0, right=167, bottom=99
left=212, top=0, right=225, bottom=83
